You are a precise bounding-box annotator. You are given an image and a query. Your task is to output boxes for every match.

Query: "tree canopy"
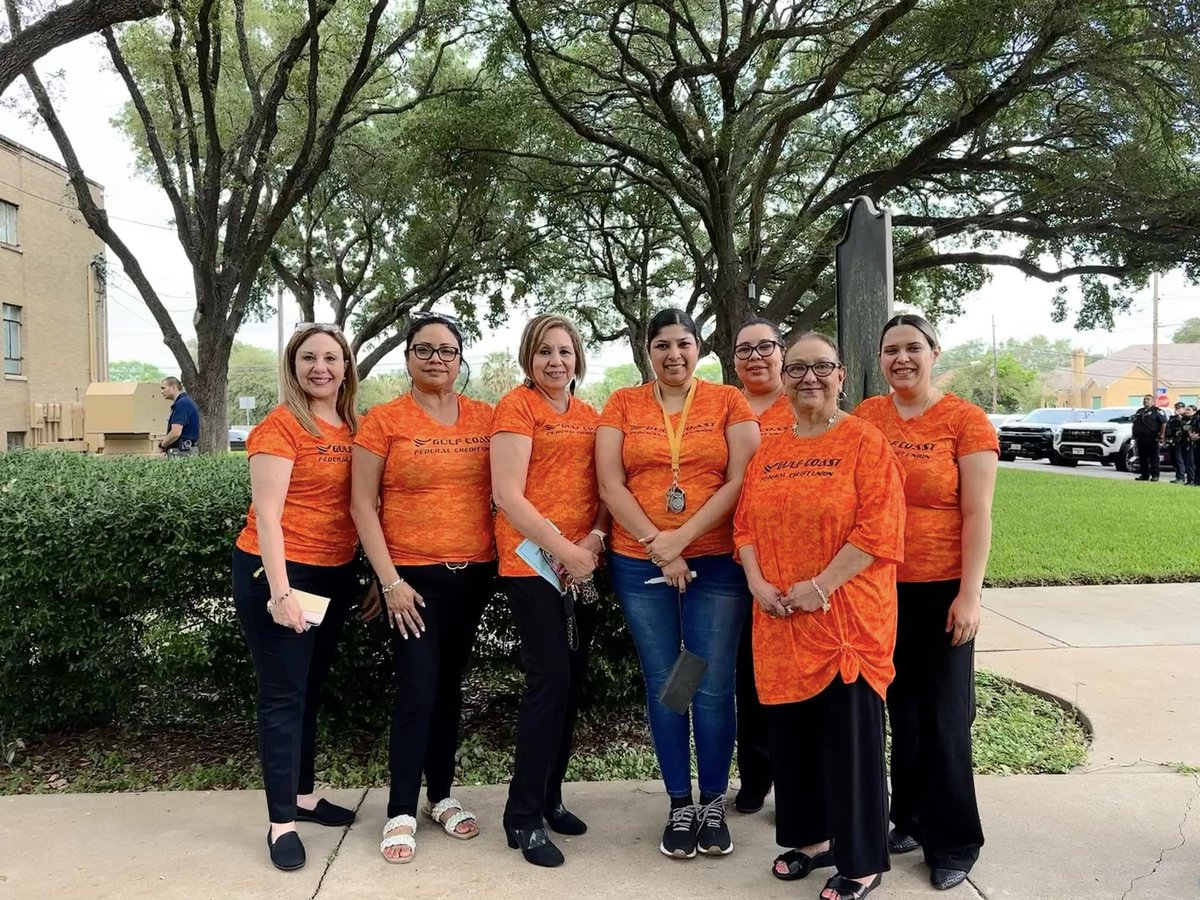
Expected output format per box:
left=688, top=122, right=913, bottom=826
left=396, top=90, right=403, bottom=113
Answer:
left=1172, top=318, right=1200, bottom=344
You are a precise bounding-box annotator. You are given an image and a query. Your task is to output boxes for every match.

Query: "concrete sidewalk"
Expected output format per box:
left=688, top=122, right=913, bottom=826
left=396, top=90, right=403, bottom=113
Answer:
left=1, top=582, right=1198, bottom=900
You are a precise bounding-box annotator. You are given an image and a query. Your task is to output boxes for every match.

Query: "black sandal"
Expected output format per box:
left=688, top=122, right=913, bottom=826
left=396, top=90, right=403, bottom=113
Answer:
left=773, top=847, right=836, bottom=880
left=821, top=873, right=882, bottom=900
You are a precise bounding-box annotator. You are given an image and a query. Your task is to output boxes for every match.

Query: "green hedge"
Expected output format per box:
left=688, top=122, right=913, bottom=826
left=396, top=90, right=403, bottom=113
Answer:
left=0, top=451, right=642, bottom=737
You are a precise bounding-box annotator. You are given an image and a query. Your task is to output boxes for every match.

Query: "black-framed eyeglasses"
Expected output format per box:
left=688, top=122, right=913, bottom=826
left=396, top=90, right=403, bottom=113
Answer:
left=408, top=343, right=461, bottom=362
left=734, top=340, right=783, bottom=360
left=783, top=361, right=840, bottom=379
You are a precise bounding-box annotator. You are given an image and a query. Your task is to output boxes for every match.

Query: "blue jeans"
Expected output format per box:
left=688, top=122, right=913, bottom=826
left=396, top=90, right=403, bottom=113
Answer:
left=610, top=553, right=750, bottom=798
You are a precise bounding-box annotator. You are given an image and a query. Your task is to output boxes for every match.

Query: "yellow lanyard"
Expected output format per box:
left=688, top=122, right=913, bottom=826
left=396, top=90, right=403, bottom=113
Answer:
left=655, top=379, right=698, bottom=487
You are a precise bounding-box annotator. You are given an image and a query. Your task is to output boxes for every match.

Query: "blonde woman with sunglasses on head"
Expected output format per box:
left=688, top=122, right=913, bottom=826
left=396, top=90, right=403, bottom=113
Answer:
left=232, top=323, right=362, bottom=872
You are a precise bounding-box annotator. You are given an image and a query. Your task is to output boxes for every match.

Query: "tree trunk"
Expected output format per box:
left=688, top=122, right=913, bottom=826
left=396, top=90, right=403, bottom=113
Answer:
left=627, top=319, right=651, bottom=383
left=710, top=268, right=751, bottom=386
left=191, top=312, right=234, bottom=454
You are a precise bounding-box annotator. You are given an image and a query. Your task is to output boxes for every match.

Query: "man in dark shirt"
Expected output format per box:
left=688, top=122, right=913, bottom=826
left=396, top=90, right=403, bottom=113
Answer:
left=1131, top=394, right=1167, bottom=482
left=1165, top=401, right=1187, bottom=483
left=159, top=377, right=201, bottom=456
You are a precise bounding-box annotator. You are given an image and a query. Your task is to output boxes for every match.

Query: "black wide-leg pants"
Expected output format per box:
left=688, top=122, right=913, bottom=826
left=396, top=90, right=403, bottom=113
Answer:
left=768, top=676, right=890, bottom=880
left=888, top=579, right=985, bottom=872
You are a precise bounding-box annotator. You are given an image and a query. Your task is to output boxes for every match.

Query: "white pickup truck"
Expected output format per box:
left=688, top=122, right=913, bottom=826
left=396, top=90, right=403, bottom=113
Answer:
left=1053, top=407, right=1140, bottom=470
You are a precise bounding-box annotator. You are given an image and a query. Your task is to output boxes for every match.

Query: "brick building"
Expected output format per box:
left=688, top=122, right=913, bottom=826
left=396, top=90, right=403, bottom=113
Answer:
left=0, top=134, right=108, bottom=449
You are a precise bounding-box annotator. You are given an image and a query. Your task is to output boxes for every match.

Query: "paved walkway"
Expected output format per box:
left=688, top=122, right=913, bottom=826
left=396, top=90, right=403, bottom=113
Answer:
left=2, top=582, right=1198, bottom=899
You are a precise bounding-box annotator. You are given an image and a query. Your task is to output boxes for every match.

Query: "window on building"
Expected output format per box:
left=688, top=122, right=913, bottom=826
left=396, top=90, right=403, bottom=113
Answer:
left=1181, top=395, right=1199, bottom=407
left=6, top=432, right=25, bottom=451
left=3, top=304, right=21, bottom=375
left=1091, top=396, right=1102, bottom=409
left=1127, top=394, right=1146, bottom=406
left=0, top=201, right=16, bottom=245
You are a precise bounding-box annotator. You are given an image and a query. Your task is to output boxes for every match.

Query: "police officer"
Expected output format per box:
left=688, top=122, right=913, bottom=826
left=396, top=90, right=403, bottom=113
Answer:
left=1131, top=395, right=1167, bottom=482
left=159, top=376, right=201, bottom=456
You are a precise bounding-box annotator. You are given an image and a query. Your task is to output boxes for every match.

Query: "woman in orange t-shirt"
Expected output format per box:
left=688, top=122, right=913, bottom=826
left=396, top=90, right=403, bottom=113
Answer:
left=734, top=332, right=905, bottom=900
left=232, top=324, right=362, bottom=872
left=854, top=314, right=998, bottom=892
left=351, top=314, right=495, bottom=864
left=730, top=317, right=789, bottom=814
left=597, top=308, right=759, bottom=860
left=491, top=314, right=608, bottom=868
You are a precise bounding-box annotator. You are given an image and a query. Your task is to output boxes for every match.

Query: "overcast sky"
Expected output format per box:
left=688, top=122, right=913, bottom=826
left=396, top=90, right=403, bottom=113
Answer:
left=1, top=35, right=1195, bottom=382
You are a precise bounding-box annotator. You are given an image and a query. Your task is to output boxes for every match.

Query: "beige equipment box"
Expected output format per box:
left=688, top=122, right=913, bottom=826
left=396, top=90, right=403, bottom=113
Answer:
left=84, top=382, right=167, bottom=455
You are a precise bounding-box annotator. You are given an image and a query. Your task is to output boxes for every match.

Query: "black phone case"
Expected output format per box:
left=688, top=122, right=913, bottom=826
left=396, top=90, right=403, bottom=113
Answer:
left=658, top=648, right=708, bottom=714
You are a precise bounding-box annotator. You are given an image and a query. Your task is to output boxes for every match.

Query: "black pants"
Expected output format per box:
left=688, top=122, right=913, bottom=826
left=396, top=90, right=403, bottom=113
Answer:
left=735, top=611, right=773, bottom=796
left=232, top=546, right=357, bottom=824
left=1136, top=437, right=1161, bottom=479
left=387, top=561, right=495, bottom=818
left=768, top=677, right=889, bottom=880
left=888, top=579, right=984, bottom=872
left=503, top=576, right=597, bottom=829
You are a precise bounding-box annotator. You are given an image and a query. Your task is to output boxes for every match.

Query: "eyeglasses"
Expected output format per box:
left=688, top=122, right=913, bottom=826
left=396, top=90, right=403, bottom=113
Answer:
left=734, top=340, right=782, bottom=360
left=408, top=343, right=461, bottom=362
left=783, top=361, right=841, bottom=379
left=294, top=322, right=343, bottom=334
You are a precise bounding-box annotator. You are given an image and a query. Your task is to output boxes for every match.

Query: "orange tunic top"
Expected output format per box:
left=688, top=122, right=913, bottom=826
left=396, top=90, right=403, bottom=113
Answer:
left=756, top=393, right=792, bottom=438
left=492, top=386, right=600, bottom=578
left=236, top=405, right=357, bottom=567
left=600, top=379, right=757, bottom=559
left=354, top=393, right=496, bottom=566
left=733, top=416, right=906, bottom=704
left=854, top=393, right=998, bottom=583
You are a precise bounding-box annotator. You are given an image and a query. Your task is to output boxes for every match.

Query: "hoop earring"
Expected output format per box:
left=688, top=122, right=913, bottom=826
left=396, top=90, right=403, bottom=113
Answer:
left=837, top=389, right=847, bottom=403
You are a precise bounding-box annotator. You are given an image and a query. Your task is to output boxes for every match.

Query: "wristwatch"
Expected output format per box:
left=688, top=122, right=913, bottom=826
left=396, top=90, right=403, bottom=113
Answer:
left=588, top=528, right=607, bottom=551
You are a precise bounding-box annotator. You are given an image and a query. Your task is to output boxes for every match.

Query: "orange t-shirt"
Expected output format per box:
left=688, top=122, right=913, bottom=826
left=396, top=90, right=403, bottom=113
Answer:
left=854, top=393, right=998, bottom=582
left=492, top=386, right=600, bottom=578
left=755, top=393, right=792, bottom=438
left=600, top=379, right=757, bottom=559
left=354, top=393, right=495, bottom=566
left=733, top=416, right=906, bottom=703
left=236, top=405, right=357, bottom=567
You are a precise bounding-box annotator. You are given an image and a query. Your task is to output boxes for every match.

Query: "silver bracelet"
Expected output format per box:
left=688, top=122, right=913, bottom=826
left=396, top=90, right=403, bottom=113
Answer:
left=811, top=578, right=830, bottom=613
left=266, top=588, right=292, bottom=613
left=381, top=577, right=404, bottom=595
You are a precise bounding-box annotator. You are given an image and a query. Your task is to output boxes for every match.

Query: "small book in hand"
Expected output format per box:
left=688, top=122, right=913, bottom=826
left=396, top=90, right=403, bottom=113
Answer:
left=291, top=588, right=330, bottom=626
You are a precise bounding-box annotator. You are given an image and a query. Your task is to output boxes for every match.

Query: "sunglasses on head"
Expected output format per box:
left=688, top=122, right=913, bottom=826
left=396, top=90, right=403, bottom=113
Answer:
left=294, top=322, right=343, bottom=334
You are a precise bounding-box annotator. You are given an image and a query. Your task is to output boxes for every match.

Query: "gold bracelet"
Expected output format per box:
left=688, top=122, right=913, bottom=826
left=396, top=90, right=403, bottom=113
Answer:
left=381, top=577, right=404, bottom=595
left=811, top=579, right=830, bottom=613
left=266, top=588, right=292, bottom=613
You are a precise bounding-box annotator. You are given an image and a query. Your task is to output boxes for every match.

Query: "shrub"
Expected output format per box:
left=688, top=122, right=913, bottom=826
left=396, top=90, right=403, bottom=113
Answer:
left=0, top=451, right=643, bottom=737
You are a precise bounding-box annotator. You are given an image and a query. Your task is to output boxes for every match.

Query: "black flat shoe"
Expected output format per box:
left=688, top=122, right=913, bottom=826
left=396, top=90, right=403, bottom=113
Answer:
left=931, top=868, right=969, bottom=891
left=887, top=827, right=920, bottom=854
left=295, top=798, right=356, bottom=827
left=772, top=847, right=835, bottom=880
left=734, top=785, right=769, bottom=814
left=267, top=829, right=305, bottom=871
left=822, top=873, right=882, bottom=899
left=505, top=824, right=565, bottom=867
left=544, top=803, right=587, bottom=835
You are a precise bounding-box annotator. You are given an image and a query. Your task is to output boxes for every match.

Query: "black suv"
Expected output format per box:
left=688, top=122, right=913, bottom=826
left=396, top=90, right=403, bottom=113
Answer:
left=998, top=407, right=1092, bottom=463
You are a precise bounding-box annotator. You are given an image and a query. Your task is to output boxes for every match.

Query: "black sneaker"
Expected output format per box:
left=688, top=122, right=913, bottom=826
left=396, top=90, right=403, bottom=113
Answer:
left=696, top=795, right=733, bottom=856
left=659, top=804, right=699, bottom=859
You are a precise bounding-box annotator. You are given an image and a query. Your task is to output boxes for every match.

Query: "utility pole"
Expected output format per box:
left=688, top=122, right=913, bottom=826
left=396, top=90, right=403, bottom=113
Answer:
left=990, top=315, right=999, bottom=413
left=1151, top=273, right=1160, bottom=398
left=277, top=283, right=286, bottom=403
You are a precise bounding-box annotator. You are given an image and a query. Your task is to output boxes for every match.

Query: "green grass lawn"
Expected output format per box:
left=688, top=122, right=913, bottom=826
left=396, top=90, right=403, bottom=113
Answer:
left=987, top=467, right=1198, bottom=587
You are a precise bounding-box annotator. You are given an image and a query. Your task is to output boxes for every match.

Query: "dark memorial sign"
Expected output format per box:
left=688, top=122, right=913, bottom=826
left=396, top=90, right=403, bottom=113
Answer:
left=835, top=196, right=894, bottom=408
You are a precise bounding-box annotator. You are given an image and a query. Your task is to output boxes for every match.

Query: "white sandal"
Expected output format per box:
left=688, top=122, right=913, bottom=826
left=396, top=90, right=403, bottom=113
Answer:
left=380, top=814, right=417, bottom=864
left=422, top=797, right=479, bottom=840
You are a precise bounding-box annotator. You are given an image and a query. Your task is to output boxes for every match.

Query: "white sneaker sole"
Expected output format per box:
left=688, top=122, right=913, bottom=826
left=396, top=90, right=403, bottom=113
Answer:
left=660, top=842, right=697, bottom=859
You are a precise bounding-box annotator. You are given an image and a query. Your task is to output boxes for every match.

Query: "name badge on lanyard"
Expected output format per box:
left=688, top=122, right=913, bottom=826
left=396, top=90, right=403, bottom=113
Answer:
left=655, top=379, right=699, bottom=514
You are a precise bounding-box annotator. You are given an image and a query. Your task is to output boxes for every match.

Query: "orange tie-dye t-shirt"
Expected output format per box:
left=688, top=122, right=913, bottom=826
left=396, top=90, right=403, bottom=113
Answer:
left=236, top=405, right=357, bottom=567
left=600, top=379, right=757, bottom=559
left=755, top=393, right=792, bottom=438
left=354, top=393, right=496, bottom=566
left=492, top=386, right=600, bottom=578
left=854, top=393, right=998, bottom=583
left=733, top=416, right=906, bottom=704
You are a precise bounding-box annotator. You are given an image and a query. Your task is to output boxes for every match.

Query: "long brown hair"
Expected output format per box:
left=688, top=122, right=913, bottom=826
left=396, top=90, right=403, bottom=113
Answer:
left=281, top=325, right=360, bottom=437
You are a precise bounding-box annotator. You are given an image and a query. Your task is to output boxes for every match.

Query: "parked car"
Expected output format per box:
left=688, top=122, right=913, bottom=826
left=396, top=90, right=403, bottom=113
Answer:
left=1128, top=439, right=1176, bottom=474
left=229, top=427, right=250, bottom=451
left=987, top=413, right=1024, bottom=431
left=1054, top=407, right=1140, bottom=470
left=997, top=407, right=1091, bottom=463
